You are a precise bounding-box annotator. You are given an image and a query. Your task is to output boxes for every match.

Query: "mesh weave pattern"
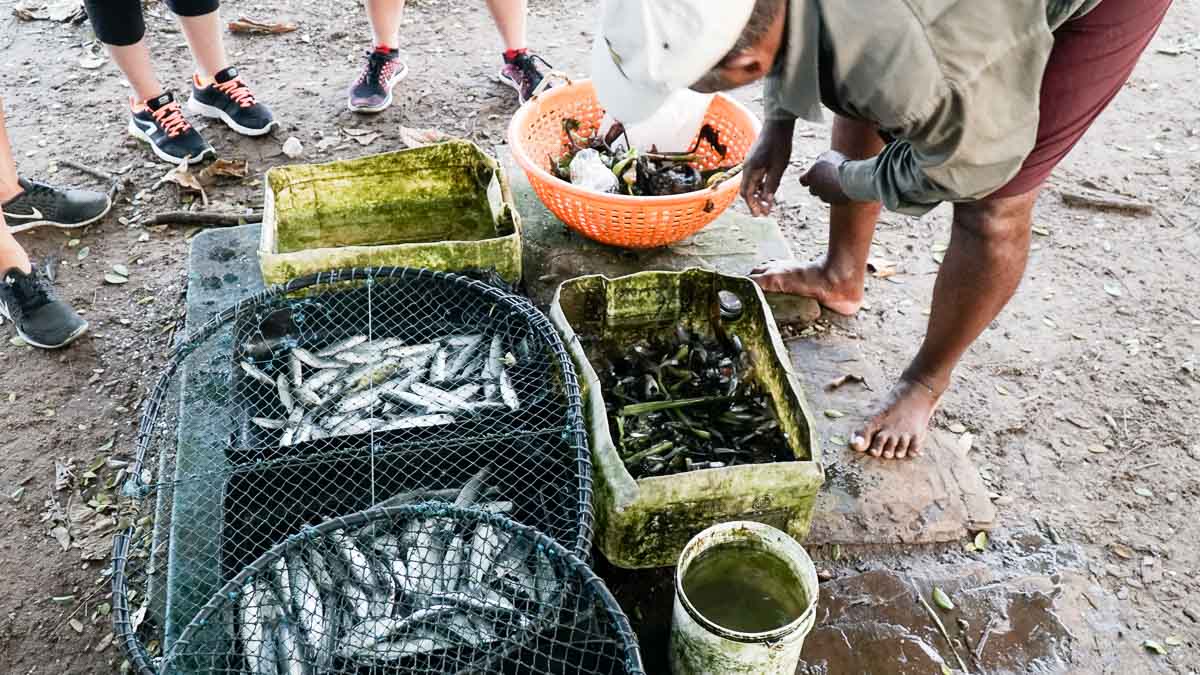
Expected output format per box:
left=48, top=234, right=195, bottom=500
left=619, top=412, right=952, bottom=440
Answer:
left=112, top=268, right=593, bottom=674
left=162, top=504, right=643, bottom=675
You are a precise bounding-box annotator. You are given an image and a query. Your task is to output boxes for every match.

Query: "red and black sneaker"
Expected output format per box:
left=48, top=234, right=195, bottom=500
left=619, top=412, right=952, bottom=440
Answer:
left=499, top=50, right=553, bottom=104
left=188, top=67, right=277, bottom=136
left=127, top=92, right=214, bottom=166
left=348, top=47, right=409, bottom=114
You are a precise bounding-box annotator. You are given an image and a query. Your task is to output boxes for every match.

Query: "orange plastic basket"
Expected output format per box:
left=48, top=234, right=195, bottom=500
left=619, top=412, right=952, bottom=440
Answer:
left=508, top=80, right=761, bottom=249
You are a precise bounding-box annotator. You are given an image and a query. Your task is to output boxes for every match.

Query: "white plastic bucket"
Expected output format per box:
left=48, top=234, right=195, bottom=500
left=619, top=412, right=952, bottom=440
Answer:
left=669, top=521, right=818, bottom=675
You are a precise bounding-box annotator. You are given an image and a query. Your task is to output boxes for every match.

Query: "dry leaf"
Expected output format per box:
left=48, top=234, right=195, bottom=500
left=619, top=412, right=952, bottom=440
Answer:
left=826, top=373, right=867, bottom=391
left=197, top=158, right=248, bottom=186
left=398, top=126, right=452, bottom=149
left=948, top=422, right=967, bottom=434
left=351, top=132, right=381, bottom=146
left=1133, top=486, right=1154, bottom=498
left=1111, top=543, right=1135, bottom=559
left=866, top=258, right=896, bottom=278
left=974, top=531, right=989, bottom=550
left=157, top=163, right=208, bottom=206
left=228, top=17, right=298, bottom=34
left=54, top=459, right=74, bottom=490
left=1142, top=639, right=1167, bottom=655
left=69, top=619, right=84, bottom=634
left=103, top=273, right=129, bottom=285
left=823, top=409, right=845, bottom=419
left=829, top=435, right=847, bottom=446
left=78, top=56, right=105, bottom=70
left=49, top=525, right=71, bottom=551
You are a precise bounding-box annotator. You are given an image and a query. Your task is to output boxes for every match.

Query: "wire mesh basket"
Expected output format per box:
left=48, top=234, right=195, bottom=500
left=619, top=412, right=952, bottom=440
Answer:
left=160, top=503, right=644, bottom=674
left=112, top=267, right=593, bottom=674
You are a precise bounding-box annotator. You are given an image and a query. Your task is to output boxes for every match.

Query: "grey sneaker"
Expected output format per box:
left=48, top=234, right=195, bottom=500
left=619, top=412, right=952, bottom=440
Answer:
left=2, top=176, right=111, bottom=234
left=0, top=265, right=88, bottom=349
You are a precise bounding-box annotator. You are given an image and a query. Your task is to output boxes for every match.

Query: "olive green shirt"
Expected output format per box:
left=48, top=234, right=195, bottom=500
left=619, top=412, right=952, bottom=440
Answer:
left=765, top=0, right=1102, bottom=215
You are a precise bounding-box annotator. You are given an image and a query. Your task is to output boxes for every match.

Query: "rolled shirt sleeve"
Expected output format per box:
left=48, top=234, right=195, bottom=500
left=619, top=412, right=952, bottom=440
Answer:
left=819, top=2, right=1054, bottom=216
left=837, top=73, right=1040, bottom=216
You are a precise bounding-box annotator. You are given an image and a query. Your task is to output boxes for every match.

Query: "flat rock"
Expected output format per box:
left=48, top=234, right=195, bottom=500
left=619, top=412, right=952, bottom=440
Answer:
left=788, top=338, right=997, bottom=547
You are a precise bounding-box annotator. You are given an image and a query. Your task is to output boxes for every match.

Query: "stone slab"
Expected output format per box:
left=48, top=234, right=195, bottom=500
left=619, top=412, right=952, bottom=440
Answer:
left=161, top=225, right=266, bottom=651
left=787, top=337, right=997, bottom=547
left=495, top=146, right=820, bottom=324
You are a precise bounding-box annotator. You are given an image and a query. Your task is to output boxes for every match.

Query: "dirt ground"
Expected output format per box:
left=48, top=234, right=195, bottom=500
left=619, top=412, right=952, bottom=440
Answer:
left=0, top=0, right=1197, bottom=673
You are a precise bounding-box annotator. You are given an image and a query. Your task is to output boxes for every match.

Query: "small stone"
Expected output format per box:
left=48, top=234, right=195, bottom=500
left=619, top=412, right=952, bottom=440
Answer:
left=817, top=569, right=834, bottom=582
left=1116, top=587, right=1130, bottom=601
left=282, top=137, right=304, bottom=158
left=1183, top=606, right=1199, bottom=623
left=992, top=494, right=1015, bottom=506
left=948, top=422, right=967, bottom=434
left=1106, top=564, right=1129, bottom=579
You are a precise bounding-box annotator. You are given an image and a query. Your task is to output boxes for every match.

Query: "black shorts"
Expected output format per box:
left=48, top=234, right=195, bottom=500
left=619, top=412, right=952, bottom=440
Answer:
left=85, top=0, right=220, bottom=46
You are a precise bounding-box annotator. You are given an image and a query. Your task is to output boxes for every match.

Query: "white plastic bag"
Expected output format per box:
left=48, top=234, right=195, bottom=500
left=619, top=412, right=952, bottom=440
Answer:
left=568, top=149, right=619, bottom=194
left=601, top=89, right=713, bottom=153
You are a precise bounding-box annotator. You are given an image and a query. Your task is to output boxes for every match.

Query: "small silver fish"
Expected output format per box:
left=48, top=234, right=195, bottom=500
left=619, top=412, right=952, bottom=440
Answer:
left=335, top=389, right=383, bottom=415
left=445, top=334, right=484, bottom=348
left=276, top=373, right=295, bottom=414
left=293, top=347, right=349, bottom=370
left=370, top=631, right=458, bottom=660
left=447, top=335, right=484, bottom=378
left=410, top=382, right=476, bottom=410
left=299, top=368, right=341, bottom=396
left=438, top=534, right=466, bottom=594
left=241, top=361, right=276, bottom=387
left=499, top=369, right=520, bottom=411
left=334, top=418, right=388, bottom=435
left=316, top=335, right=367, bottom=357
left=379, top=413, right=456, bottom=431
left=484, top=334, right=503, bottom=380
left=332, top=533, right=379, bottom=592
left=238, top=581, right=268, bottom=674
left=342, top=580, right=372, bottom=621
left=343, top=358, right=403, bottom=392
left=383, top=343, right=440, bottom=360
left=295, top=387, right=323, bottom=408
left=449, top=383, right=482, bottom=401
left=290, top=352, right=303, bottom=389
left=430, top=345, right=449, bottom=383
left=252, top=417, right=287, bottom=430
left=387, top=390, right=453, bottom=414
left=465, top=523, right=506, bottom=589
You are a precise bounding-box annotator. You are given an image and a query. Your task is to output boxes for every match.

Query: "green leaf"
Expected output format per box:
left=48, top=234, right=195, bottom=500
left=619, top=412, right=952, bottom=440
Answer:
left=932, top=586, right=955, bottom=611
left=974, top=531, right=989, bottom=550
left=1133, top=487, right=1154, bottom=498
left=823, top=409, right=845, bottom=419
left=941, top=665, right=953, bottom=675
left=1104, top=281, right=1123, bottom=298
left=1164, top=636, right=1182, bottom=647
left=111, top=264, right=129, bottom=277
left=103, top=273, right=128, bottom=285
left=829, top=435, right=848, bottom=446
left=77, top=246, right=90, bottom=261
left=1142, top=639, right=1167, bottom=655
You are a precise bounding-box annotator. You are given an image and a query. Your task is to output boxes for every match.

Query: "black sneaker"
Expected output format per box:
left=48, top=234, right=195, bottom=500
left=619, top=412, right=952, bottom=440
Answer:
left=0, top=265, right=88, bottom=349
left=348, top=47, right=409, bottom=114
left=187, top=67, right=277, bottom=137
left=499, top=51, right=553, bottom=104
left=3, top=177, right=111, bottom=234
left=128, top=92, right=214, bottom=166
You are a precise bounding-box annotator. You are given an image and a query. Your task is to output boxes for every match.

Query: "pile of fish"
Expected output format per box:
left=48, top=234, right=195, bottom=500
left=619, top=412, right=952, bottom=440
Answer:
left=237, top=470, right=563, bottom=672
left=239, top=333, right=524, bottom=447
left=550, top=119, right=742, bottom=197
left=596, top=325, right=792, bottom=479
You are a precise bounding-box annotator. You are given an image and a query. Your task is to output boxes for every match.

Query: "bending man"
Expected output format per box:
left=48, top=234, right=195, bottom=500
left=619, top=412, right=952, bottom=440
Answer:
left=591, top=0, right=1171, bottom=459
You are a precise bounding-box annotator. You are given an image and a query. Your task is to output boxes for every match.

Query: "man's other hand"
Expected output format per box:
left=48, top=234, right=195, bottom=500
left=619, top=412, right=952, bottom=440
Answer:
left=740, top=118, right=795, bottom=217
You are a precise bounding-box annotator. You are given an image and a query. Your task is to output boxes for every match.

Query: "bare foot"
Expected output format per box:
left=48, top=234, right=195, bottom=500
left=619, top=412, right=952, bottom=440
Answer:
left=749, top=259, right=863, bottom=316
left=850, top=379, right=942, bottom=460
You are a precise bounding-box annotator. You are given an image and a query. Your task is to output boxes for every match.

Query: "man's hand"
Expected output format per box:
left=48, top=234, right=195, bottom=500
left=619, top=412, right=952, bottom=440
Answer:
left=799, top=151, right=851, bottom=205
left=740, top=119, right=795, bottom=217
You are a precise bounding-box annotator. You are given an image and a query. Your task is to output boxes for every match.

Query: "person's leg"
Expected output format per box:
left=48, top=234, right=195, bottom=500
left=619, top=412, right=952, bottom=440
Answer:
left=751, top=115, right=884, bottom=315
left=83, top=0, right=164, bottom=101
left=0, top=101, right=30, bottom=273
left=852, top=191, right=1036, bottom=459
left=170, top=2, right=228, bottom=82
left=486, top=0, right=527, bottom=52
left=366, top=0, right=407, bottom=48
left=850, top=0, right=1173, bottom=460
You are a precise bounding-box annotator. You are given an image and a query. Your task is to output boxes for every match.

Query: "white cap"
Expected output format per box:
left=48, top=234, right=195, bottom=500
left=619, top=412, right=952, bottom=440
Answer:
left=590, top=0, right=755, bottom=123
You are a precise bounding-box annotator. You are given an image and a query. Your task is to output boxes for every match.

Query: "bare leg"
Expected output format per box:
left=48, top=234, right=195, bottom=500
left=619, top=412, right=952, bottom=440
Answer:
left=751, top=115, right=884, bottom=315
left=177, top=10, right=230, bottom=80
left=105, top=40, right=165, bottom=103
left=0, top=100, right=31, bottom=273
left=485, top=0, right=527, bottom=51
left=852, top=189, right=1039, bottom=459
left=366, top=0, right=407, bottom=48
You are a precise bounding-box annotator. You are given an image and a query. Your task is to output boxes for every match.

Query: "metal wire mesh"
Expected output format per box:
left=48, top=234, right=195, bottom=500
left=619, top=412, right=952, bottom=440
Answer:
left=162, top=504, right=643, bottom=675
left=112, top=268, right=593, bottom=674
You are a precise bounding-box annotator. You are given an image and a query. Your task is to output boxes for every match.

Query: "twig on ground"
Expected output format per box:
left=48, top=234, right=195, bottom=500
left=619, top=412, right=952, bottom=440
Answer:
left=974, top=615, right=1000, bottom=664
left=1058, top=187, right=1155, bottom=216
left=911, top=578, right=971, bottom=674
left=59, top=159, right=127, bottom=202
left=143, top=211, right=263, bottom=227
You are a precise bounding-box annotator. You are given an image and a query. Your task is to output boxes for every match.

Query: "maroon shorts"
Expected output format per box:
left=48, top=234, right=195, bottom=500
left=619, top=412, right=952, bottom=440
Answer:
left=990, top=0, right=1174, bottom=198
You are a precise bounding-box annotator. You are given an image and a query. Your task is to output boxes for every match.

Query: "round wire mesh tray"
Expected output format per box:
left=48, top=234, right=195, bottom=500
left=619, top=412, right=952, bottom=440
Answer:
left=112, top=267, right=593, bottom=674
left=161, top=503, right=644, bottom=674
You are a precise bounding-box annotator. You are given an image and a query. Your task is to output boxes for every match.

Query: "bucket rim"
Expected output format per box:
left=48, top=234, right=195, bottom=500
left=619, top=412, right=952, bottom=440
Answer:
left=674, top=520, right=818, bottom=644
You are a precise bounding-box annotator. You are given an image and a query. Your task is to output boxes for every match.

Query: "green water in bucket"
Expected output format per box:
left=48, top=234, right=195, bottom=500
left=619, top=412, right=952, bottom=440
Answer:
left=682, top=543, right=807, bottom=634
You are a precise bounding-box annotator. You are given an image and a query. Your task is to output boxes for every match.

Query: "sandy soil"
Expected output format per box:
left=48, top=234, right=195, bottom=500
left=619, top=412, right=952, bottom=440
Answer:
left=0, top=0, right=1197, bottom=672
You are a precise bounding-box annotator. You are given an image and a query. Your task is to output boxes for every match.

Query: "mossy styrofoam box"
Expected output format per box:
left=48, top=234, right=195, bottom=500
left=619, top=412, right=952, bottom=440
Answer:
left=259, top=141, right=522, bottom=285
left=550, top=268, right=823, bottom=568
